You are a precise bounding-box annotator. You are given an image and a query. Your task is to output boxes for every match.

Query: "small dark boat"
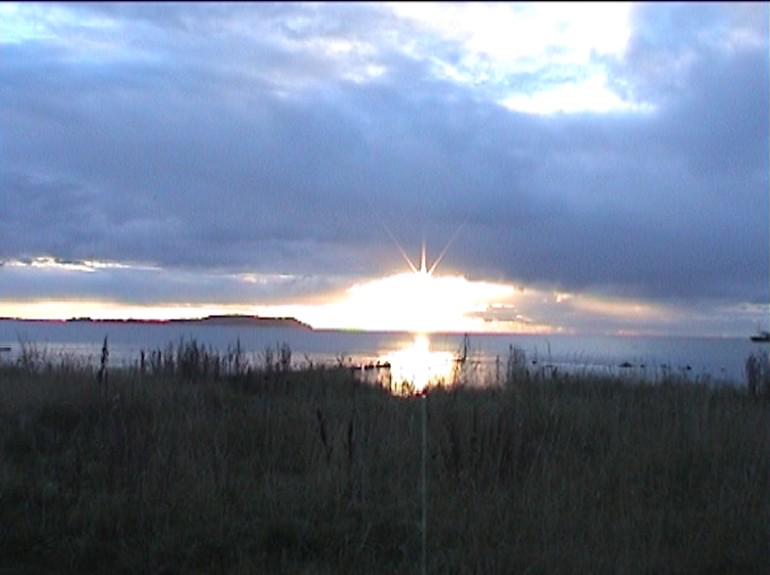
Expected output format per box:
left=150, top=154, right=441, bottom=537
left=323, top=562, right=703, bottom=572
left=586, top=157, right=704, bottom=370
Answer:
left=750, top=330, right=770, bottom=343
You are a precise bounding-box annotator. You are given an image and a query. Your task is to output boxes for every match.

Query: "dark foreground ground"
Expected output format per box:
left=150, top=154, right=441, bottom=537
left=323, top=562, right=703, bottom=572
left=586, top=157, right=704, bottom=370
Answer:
left=1, top=344, right=768, bottom=574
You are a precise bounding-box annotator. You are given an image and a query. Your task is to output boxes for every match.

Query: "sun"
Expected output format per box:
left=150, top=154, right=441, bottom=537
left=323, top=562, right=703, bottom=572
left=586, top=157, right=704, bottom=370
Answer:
left=344, top=272, right=487, bottom=333
left=279, top=241, right=515, bottom=333
left=255, top=229, right=518, bottom=333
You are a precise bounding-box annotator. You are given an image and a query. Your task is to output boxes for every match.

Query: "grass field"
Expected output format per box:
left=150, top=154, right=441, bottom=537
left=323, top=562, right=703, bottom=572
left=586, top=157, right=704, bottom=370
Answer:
left=1, top=342, right=768, bottom=574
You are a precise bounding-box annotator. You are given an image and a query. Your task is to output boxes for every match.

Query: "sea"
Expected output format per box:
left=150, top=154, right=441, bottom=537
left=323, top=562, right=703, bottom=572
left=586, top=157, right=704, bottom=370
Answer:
left=0, top=319, right=765, bottom=388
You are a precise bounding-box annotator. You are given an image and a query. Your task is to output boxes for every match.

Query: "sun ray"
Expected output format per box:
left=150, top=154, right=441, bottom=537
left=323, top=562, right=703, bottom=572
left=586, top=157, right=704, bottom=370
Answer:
left=382, top=222, right=419, bottom=273
left=427, top=219, right=466, bottom=275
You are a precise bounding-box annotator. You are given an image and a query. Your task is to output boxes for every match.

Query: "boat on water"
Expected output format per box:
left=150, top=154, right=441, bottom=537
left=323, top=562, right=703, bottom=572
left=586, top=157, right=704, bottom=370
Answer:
left=750, top=330, right=770, bottom=343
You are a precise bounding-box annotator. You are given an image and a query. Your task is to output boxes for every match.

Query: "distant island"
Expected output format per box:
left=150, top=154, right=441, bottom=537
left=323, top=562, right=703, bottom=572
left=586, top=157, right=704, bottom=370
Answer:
left=170, top=315, right=313, bottom=330
left=2, top=315, right=313, bottom=330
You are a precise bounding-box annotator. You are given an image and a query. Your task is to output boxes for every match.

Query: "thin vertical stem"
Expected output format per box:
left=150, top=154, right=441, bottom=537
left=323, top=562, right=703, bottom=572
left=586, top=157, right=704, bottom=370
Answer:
left=421, top=393, right=427, bottom=575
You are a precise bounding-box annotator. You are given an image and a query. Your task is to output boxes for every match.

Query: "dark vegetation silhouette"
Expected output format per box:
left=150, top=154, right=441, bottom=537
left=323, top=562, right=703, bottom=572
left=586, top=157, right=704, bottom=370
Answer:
left=1, top=340, right=768, bottom=574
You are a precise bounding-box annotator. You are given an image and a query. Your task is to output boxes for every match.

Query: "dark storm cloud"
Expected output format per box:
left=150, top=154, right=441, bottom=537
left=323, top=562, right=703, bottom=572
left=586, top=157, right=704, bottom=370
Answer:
left=1, top=2, right=767, bottom=318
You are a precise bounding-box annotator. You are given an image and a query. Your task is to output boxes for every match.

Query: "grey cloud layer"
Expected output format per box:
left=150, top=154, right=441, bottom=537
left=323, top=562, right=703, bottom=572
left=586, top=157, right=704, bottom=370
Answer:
left=1, top=3, right=767, bottom=309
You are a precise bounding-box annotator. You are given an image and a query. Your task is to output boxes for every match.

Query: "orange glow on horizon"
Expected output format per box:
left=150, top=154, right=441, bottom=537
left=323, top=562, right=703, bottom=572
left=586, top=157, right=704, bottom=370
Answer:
left=0, top=300, right=260, bottom=322
left=1, top=259, right=687, bottom=336
left=0, top=237, right=549, bottom=333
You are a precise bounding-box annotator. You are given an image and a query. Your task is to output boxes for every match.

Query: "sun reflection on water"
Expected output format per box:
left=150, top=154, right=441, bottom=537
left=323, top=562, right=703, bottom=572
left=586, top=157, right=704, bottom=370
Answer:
left=380, top=334, right=456, bottom=394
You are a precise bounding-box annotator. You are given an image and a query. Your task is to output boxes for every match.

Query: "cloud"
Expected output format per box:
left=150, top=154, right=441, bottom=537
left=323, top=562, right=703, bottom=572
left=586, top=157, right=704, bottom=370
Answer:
left=0, top=2, right=767, bottom=333
left=1, top=256, right=340, bottom=307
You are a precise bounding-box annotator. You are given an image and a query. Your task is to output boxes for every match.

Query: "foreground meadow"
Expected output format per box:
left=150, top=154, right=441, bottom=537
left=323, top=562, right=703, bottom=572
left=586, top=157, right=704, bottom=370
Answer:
left=1, top=342, right=768, bottom=574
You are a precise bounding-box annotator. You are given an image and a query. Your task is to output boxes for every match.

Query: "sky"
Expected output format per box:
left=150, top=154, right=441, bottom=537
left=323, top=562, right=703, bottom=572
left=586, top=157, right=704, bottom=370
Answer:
left=1, top=2, right=768, bottom=336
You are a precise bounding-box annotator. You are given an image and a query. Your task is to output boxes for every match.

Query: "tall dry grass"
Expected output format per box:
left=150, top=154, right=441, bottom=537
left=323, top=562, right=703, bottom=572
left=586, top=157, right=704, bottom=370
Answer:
left=1, top=341, right=768, bottom=574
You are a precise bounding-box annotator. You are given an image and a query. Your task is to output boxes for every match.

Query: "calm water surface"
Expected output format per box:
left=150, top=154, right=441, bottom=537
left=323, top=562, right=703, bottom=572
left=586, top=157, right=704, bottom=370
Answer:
left=0, top=319, right=763, bottom=386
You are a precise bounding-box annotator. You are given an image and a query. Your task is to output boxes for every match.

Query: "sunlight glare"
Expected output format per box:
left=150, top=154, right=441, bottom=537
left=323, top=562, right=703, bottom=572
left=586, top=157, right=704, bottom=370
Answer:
left=382, top=334, right=455, bottom=394
left=301, top=269, right=515, bottom=333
